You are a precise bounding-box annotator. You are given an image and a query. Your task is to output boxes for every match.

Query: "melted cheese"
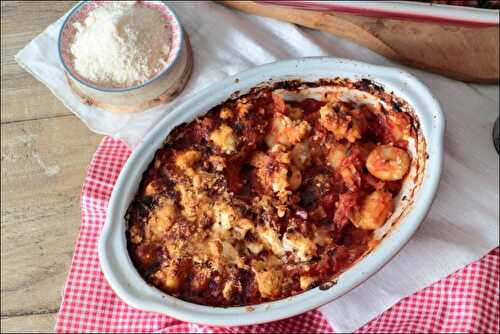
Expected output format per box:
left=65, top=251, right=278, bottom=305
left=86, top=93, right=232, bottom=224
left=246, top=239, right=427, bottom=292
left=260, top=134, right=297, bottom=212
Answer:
left=234, top=218, right=254, bottom=240
left=265, top=114, right=311, bottom=148
left=212, top=201, right=237, bottom=233
left=175, top=149, right=201, bottom=170
left=257, top=225, right=285, bottom=257
left=146, top=198, right=176, bottom=240
left=283, top=232, right=317, bottom=262
left=319, top=103, right=362, bottom=143
left=210, top=124, right=238, bottom=153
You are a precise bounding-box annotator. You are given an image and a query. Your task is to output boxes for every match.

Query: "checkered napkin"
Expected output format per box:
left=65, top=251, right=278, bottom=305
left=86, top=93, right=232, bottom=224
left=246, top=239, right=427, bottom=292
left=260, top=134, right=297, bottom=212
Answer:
left=55, top=137, right=499, bottom=333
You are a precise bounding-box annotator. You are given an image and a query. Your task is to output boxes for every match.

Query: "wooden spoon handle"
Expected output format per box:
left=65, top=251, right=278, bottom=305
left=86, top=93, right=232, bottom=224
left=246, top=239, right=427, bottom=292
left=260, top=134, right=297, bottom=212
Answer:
left=221, top=1, right=499, bottom=83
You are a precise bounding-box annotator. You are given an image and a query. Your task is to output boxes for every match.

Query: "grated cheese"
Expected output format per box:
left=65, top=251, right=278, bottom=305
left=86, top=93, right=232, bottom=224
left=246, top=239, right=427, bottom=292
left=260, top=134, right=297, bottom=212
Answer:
left=70, top=1, right=171, bottom=88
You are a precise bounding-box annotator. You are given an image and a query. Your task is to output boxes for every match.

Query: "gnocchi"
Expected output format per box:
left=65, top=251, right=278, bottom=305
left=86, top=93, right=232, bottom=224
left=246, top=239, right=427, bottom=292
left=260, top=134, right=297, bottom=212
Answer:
left=352, top=190, right=394, bottom=230
left=366, top=145, right=410, bottom=181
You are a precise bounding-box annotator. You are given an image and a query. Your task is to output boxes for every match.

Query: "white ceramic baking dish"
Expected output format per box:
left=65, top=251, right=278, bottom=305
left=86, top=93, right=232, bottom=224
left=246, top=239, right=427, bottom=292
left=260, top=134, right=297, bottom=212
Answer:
left=99, top=57, right=444, bottom=326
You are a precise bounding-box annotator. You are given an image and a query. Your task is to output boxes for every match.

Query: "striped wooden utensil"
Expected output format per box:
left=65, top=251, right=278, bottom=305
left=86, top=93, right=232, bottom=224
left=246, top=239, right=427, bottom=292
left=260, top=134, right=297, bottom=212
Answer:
left=220, top=1, right=499, bottom=83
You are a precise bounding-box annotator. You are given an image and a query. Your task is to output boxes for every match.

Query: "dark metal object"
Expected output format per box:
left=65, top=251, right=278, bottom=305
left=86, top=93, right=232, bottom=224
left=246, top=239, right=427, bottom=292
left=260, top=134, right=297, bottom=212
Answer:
left=494, top=116, right=499, bottom=154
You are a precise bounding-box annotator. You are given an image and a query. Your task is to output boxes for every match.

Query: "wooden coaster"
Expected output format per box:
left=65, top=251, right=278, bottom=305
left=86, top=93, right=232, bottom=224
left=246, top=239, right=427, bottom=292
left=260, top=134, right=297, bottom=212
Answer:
left=67, top=34, right=194, bottom=113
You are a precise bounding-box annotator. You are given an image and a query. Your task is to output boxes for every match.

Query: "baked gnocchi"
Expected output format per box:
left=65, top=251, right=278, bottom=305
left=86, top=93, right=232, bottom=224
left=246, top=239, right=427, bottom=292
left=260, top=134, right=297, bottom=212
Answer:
left=126, top=79, right=418, bottom=307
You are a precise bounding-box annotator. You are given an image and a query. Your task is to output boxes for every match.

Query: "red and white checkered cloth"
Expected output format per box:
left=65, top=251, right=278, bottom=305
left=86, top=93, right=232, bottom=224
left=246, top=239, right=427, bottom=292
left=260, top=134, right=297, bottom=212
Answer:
left=55, top=137, right=499, bottom=333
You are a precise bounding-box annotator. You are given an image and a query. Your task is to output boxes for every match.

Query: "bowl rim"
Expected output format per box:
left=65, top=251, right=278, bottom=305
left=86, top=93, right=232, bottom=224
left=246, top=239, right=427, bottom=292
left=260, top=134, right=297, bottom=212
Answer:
left=57, top=0, right=184, bottom=93
left=98, top=57, right=445, bottom=326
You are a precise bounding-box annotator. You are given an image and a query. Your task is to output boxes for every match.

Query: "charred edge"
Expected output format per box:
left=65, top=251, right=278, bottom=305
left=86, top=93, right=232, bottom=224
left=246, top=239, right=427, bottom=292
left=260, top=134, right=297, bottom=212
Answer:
left=319, top=279, right=337, bottom=290
left=392, top=101, right=403, bottom=113
left=317, top=77, right=344, bottom=87
left=355, top=78, right=385, bottom=93
left=229, top=90, right=241, bottom=100
left=271, top=79, right=308, bottom=91
left=390, top=96, right=420, bottom=134
left=211, top=78, right=392, bottom=119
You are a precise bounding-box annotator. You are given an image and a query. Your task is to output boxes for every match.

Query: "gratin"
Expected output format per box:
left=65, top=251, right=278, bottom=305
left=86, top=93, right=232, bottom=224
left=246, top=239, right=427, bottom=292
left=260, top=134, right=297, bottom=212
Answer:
left=126, top=79, right=419, bottom=307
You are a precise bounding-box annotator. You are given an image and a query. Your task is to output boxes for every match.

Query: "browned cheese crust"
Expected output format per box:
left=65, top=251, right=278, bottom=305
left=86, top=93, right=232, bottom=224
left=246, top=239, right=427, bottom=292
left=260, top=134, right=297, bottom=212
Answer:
left=126, top=79, right=419, bottom=306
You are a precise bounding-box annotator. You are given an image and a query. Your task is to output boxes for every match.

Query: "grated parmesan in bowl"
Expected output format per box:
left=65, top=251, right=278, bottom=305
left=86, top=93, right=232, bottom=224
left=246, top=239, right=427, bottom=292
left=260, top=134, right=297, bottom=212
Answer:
left=58, top=1, right=192, bottom=113
left=69, top=1, right=172, bottom=88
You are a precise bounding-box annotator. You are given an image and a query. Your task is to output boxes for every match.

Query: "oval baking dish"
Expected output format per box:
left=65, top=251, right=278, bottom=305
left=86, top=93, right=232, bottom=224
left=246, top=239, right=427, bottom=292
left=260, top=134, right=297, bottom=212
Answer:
left=99, top=57, right=444, bottom=326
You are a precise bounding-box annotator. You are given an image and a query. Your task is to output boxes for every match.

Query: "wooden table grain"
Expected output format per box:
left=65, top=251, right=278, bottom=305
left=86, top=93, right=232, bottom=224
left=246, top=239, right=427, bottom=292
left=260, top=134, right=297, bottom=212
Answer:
left=1, top=2, right=102, bottom=332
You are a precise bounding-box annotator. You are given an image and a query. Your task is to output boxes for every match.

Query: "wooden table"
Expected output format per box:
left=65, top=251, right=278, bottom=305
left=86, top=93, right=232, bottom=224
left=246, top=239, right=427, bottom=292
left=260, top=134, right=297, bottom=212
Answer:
left=1, top=1, right=102, bottom=332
